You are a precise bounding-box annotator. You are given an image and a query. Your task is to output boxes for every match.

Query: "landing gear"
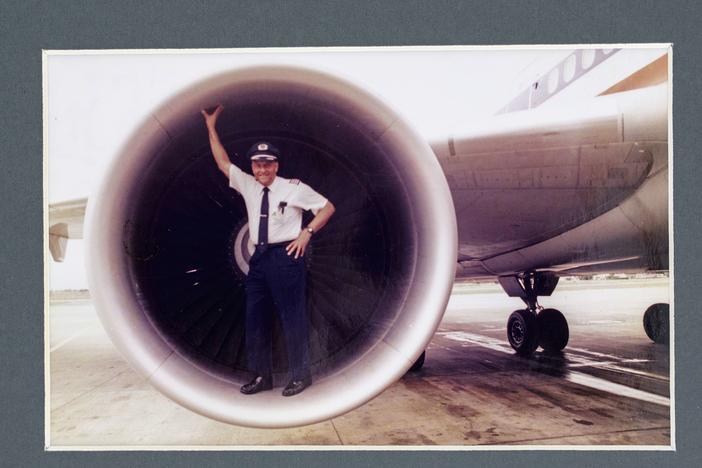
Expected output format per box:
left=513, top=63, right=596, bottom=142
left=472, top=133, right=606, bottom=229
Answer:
left=506, top=308, right=568, bottom=355
left=643, top=303, right=669, bottom=344
left=499, top=272, right=569, bottom=355
left=537, top=308, right=569, bottom=353
left=408, top=350, right=426, bottom=372
left=507, top=309, right=539, bottom=355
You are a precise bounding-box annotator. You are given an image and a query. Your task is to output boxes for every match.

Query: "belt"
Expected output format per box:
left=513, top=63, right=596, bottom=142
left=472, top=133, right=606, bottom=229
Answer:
left=255, top=240, right=293, bottom=250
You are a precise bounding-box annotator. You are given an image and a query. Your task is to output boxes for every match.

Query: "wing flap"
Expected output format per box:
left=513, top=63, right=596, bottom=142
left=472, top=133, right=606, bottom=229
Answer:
left=48, top=197, right=87, bottom=262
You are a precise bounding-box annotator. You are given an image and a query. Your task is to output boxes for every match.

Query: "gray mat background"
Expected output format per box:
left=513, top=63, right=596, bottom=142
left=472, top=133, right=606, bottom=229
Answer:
left=1, top=0, right=700, bottom=466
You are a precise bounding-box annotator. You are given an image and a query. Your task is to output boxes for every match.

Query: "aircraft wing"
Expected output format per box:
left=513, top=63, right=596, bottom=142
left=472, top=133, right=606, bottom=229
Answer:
left=432, top=81, right=668, bottom=279
left=48, top=197, right=87, bottom=262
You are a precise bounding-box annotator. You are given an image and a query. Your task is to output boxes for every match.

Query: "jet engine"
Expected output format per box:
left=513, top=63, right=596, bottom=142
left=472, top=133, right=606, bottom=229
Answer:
left=84, top=66, right=457, bottom=428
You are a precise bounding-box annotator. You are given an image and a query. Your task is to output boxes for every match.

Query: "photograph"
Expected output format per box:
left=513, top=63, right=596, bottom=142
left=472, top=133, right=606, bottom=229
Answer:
left=46, top=45, right=671, bottom=448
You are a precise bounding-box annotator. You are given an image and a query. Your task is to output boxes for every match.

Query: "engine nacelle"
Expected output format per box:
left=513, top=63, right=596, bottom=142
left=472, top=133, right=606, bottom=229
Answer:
left=85, top=66, right=457, bottom=427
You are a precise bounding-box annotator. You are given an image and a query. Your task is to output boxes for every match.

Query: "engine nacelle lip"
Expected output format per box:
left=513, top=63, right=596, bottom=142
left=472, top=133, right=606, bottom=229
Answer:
left=85, top=65, right=457, bottom=427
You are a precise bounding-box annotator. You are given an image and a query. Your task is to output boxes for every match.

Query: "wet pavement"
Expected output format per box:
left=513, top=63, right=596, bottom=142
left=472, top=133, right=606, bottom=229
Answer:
left=48, top=277, right=671, bottom=447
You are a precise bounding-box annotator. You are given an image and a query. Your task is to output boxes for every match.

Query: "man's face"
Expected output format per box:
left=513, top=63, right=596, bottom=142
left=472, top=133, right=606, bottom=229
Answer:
left=252, top=160, right=279, bottom=186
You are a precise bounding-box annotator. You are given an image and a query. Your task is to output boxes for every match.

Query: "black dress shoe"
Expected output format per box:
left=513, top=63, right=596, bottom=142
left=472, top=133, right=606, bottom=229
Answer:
left=282, top=377, right=311, bottom=397
left=240, top=375, right=272, bottom=395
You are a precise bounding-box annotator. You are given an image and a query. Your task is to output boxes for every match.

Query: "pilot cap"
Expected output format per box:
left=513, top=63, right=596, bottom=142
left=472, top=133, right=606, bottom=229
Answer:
left=247, top=141, right=280, bottom=162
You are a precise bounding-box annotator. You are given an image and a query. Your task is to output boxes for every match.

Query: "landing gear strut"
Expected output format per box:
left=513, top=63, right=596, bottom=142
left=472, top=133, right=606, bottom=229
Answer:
left=500, top=272, right=569, bottom=355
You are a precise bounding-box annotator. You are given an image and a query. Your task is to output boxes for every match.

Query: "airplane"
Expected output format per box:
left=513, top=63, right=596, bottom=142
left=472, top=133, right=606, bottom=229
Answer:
left=47, top=46, right=670, bottom=427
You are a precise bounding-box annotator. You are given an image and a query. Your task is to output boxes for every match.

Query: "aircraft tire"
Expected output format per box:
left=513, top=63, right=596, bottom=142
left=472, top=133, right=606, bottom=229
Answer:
left=408, top=351, right=426, bottom=372
left=537, top=308, right=569, bottom=353
left=643, top=303, right=669, bottom=344
left=507, top=309, right=539, bottom=356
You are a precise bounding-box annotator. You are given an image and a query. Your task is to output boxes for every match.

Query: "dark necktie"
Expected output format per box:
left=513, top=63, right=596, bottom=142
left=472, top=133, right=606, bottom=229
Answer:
left=258, top=187, right=269, bottom=245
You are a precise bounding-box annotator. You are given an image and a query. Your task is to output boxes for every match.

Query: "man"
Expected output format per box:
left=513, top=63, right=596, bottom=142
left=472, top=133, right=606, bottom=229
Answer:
left=201, top=104, right=335, bottom=397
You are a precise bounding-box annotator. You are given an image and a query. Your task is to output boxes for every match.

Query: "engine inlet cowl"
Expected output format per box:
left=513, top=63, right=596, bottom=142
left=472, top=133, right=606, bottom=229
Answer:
left=85, top=66, right=457, bottom=427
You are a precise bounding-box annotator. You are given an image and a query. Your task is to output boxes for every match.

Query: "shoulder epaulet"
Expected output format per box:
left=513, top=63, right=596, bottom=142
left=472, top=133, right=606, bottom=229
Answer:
left=289, top=179, right=300, bottom=185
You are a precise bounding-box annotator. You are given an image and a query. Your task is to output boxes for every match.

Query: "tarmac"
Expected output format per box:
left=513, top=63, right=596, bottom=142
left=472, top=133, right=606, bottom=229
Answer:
left=48, top=277, right=671, bottom=448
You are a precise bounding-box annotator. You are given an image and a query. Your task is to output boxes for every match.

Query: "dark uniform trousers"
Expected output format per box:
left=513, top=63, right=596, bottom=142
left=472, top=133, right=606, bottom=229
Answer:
left=245, top=244, right=311, bottom=381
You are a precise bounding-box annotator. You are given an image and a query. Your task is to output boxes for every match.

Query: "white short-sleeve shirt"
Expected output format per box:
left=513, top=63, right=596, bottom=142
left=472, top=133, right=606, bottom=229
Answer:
left=229, top=164, right=328, bottom=244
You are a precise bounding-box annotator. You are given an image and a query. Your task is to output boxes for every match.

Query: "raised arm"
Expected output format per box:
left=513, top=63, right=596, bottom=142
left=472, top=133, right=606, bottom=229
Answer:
left=201, top=105, right=231, bottom=177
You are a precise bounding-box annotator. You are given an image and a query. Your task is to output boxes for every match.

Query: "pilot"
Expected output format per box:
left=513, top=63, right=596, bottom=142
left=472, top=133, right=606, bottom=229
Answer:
left=201, top=105, right=335, bottom=397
